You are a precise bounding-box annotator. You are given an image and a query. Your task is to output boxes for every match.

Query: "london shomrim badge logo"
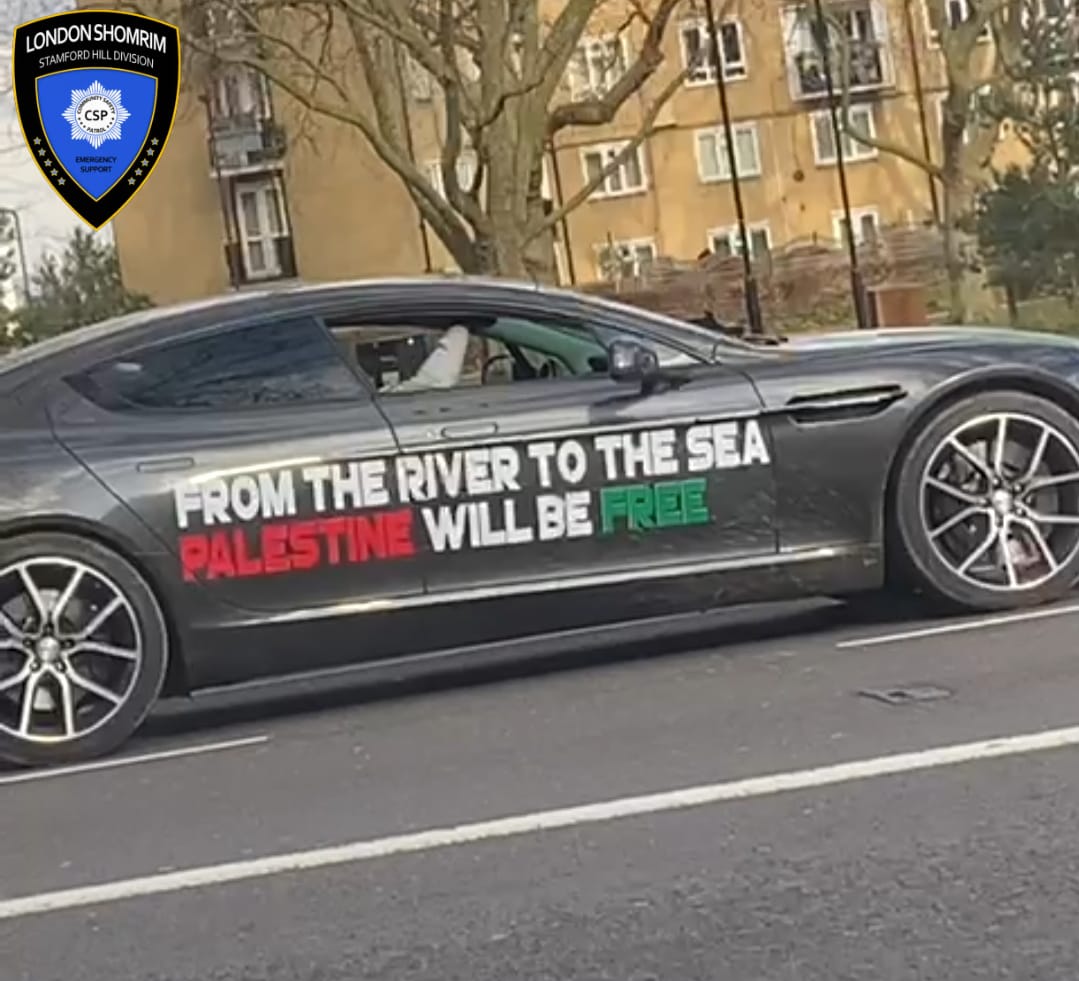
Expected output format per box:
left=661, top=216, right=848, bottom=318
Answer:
left=11, top=8, right=180, bottom=229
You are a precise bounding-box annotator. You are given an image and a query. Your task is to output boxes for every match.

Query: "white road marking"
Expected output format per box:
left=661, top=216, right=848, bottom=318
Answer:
left=836, top=601, right=1079, bottom=649
left=4, top=723, right=1079, bottom=920
left=0, top=735, right=269, bottom=788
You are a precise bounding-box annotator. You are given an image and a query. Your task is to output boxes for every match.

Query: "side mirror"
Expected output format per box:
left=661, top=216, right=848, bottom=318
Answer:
left=607, top=337, right=660, bottom=390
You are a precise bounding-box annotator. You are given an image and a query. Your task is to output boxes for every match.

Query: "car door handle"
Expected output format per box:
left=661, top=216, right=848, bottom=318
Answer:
left=439, top=422, right=499, bottom=440
left=136, top=456, right=195, bottom=474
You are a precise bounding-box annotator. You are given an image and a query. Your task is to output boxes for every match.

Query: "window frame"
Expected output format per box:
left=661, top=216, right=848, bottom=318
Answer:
left=595, top=237, right=658, bottom=281
left=831, top=206, right=881, bottom=246
left=233, top=176, right=289, bottom=282
left=579, top=141, right=649, bottom=199
left=809, top=105, right=878, bottom=165
left=707, top=222, right=772, bottom=257
left=424, top=151, right=479, bottom=199
left=66, top=314, right=372, bottom=417
left=568, top=33, right=631, bottom=99
left=679, top=17, right=748, bottom=85
left=315, top=297, right=709, bottom=404
left=694, top=122, right=762, bottom=183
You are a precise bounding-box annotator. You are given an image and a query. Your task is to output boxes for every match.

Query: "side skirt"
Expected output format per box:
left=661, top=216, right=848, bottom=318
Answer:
left=183, top=544, right=883, bottom=693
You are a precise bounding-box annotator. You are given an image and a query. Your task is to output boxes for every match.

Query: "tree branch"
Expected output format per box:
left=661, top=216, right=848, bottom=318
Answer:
left=547, top=0, right=682, bottom=133
left=825, top=12, right=943, bottom=177
left=524, top=66, right=687, bottom=242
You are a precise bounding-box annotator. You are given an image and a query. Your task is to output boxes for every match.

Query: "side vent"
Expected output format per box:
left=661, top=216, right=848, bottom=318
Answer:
left=784, top=384, right=907, bottom=424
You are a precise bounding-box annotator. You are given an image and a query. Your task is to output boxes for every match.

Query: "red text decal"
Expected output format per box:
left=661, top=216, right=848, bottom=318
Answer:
left=180, top=508, right=416, bottom=581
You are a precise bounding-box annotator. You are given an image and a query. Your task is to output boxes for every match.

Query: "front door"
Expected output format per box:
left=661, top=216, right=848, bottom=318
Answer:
left=322, top=301, right=776, bottom=597
left=53, top=315, right=424, bottom=617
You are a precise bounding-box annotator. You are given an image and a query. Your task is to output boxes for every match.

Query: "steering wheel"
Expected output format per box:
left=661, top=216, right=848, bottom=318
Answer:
left=481, top=353, right=514, bottom=385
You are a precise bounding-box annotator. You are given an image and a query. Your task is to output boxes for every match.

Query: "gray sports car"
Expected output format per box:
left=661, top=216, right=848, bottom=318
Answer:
left=2, top=277, right=1079, bottom=766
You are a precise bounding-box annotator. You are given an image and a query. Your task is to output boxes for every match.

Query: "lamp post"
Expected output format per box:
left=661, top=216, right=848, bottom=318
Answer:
left=0, top=207, right=30, bottom=303
left=703, top=0, right=764, bottom=335
left=811, top=0, right=870, bottom=329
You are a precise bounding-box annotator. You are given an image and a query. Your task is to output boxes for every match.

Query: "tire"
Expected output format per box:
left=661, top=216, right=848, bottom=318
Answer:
left=0, top=532, right=168, bottom=767
left=892, top=390, right=1079, bottom=612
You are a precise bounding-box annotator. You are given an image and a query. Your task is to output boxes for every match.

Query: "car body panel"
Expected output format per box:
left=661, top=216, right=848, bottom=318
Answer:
left=3, top=277, right=1079, bottom=695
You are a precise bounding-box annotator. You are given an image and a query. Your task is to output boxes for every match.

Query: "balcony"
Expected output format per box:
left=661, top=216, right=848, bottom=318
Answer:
left=782, top=2, right=892, bottom=102
left=209, top=114, right=287, bottom=175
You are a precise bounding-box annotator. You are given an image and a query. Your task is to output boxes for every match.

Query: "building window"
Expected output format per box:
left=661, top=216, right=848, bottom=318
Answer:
left=568, top=35, right=629, bottom=98
left=695, top=123, right=762, bottom=182
left=235, top=178, right=287, bottom=280
left=832, top=207, right=881, bottom=246
left=926, top=0, right=992, bottom=43
left=783, top=2, right=889, bottom=99
left=810, top=105, right=878, bottom=164
left=596, top=238, right=656, bottom=280
left=580, top=142, right=648, bottom=199
left=680, top=18, right=747, bottom=83
left=425, top=153, right=479, bottom=198
left=708, top=223, right=772, bottom=258
left=211, top=66, right=269, bottom=121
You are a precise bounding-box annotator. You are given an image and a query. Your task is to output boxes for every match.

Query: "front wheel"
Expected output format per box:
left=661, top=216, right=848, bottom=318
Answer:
left=892, top=390, right=1079, bottom=611
left=0, top=533, right=169, bottom=767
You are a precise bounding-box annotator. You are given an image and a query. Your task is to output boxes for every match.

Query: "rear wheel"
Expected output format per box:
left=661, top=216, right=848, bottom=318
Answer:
left=0, top=533, right=168, bottom=767
left=893, top=391, right=1079, bottom=611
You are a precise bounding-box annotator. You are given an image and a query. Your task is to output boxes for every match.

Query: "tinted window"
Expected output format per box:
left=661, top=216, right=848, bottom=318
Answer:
left=70, top=318, right=364, bottom=411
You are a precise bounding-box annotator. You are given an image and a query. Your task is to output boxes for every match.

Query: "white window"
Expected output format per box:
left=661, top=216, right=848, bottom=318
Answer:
left=832, top=207, right=880, bottom=245
left=425, top=153, right=478, bottom=198
left=580, top=142, right=648, bottom=199
left=695, top=123, right=762, bottom=182
left=568, top=35, right=629, bottom=98
left=212, top=66, right=269, bottom=120
left=708, top=222, right=772, bottom=258
left=680, top=19, right=747, bottom=83
left=782, top=2, right=890, bottom=99
left=235, top=178, right=286, bottom=279
left=596, top=238, right=656, bottom=280
left=926, top=0, right=991, bottom=43
left=810, top=105, right=878, bottom=164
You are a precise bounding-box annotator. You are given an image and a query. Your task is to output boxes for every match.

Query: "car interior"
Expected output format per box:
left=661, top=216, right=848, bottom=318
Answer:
left=325, top=314, right=615, bottom=393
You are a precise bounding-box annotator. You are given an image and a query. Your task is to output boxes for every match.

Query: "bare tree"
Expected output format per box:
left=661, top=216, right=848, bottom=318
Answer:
left=127, top=0, right=699, bottom=280
left=806, top=0, right=1019, bottom=321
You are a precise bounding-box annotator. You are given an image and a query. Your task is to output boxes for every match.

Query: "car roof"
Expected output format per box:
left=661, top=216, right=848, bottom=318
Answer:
left=0, top=275, right=743, bottom=390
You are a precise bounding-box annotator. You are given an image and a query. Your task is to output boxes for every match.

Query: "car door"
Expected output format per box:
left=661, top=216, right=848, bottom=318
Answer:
left=321, top=296, right=776, bottom=597
left=52, top=314, right=424, bottom=617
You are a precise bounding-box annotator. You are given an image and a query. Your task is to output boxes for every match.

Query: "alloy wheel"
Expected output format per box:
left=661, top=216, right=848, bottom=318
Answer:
left=919, top=412, right=1079, bottom=591
left=0, top=557, right=143, bottom=744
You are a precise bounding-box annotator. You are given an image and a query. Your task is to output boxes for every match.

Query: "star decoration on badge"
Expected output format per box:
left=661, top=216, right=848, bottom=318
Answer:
left=61, top=80, right=131, bottom=150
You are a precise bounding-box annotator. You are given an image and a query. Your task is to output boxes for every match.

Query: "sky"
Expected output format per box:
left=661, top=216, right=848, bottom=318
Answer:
left=0, top=0, right=107, bottom=301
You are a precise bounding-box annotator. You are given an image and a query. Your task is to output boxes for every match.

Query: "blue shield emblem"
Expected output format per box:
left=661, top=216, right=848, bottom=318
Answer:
left=11, top=9, right=180, bottom=229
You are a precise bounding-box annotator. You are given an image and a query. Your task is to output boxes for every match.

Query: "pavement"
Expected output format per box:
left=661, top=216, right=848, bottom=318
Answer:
left=5, top=593, right=1079, bottom=979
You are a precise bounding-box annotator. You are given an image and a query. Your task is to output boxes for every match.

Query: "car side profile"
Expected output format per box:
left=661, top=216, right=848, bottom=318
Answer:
left=3, top=276, right=1079, bottom=766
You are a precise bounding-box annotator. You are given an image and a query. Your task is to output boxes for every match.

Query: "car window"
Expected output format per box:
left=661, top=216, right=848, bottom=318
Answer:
left=325, top=313, right=696, bottom=395
left=68, top=317, right=366, bottom=412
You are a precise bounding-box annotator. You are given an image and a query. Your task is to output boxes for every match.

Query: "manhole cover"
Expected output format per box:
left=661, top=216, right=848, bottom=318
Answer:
left=858, top=684, right=953, bottom=705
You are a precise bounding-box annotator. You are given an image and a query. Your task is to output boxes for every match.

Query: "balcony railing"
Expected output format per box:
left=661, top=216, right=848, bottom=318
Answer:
left=790, top=36, right=888, bottom=100
left=209, top=114, right=287, bottom=174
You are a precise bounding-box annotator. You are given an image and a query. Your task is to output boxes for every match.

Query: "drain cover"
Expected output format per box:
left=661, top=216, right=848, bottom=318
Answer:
left=858, top=684, right=953, bottom=705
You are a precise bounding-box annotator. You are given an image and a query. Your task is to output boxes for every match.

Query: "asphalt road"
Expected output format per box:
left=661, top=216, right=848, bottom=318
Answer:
left=6, top=594, right=1079, bottom=980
